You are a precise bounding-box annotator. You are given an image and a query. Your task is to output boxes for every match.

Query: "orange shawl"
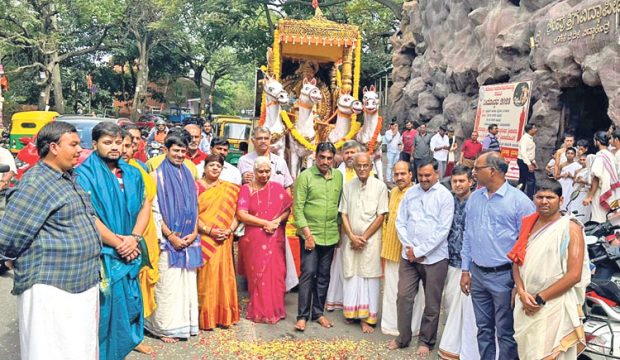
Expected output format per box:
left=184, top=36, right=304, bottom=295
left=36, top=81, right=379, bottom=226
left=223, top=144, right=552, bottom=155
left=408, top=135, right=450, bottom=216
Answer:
left=507, top=212, right=540, bottom=266
left=198, top=181, right=240, bottom=261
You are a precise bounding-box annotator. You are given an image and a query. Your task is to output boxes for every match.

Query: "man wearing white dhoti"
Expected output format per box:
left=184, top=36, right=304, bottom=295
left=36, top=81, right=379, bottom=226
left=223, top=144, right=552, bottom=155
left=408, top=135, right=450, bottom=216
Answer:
left=340, top=152, right=388, bottom=333
left=0, top=122, right=101, bottom=360
left=145, top=132, right=202, bottom=343
left=389, top=158, right=453, bottom=358
left=438, top=165, right=480, bottom=360
left=509, top=179, right=590, bottom=359
left=381, top=161, right=426, bottom=337
left=327, top=140, right=374, bottom=311
left=555, top=147, right=581, bottom=211
left=583, top=131, right=620, bottom=223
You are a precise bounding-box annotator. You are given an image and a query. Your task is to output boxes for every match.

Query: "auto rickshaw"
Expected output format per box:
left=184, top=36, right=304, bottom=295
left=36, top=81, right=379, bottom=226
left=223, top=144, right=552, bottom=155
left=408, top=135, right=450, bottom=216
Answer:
left=9, top=111, right=60, bottom=153
left=213, top=116, right=253, bottom=165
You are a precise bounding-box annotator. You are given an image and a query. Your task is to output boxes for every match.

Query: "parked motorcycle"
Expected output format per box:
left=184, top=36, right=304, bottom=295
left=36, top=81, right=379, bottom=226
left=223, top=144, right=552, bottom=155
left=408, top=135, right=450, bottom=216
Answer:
left=147, top=141, right=163, bottom=159
left=582, top=210, right=620, bottom=359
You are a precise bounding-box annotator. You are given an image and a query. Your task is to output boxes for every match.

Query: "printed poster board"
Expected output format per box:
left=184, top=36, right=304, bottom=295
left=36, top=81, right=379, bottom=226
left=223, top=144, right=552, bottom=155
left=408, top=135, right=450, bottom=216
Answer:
left=474, top=81, right=533, bottom=180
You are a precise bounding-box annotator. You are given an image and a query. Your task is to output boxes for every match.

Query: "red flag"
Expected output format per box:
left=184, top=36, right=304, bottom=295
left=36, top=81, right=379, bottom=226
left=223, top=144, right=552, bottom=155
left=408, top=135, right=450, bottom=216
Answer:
left=86, top=74, right=93, bottom=90
left=312, top=0, right=319, bottom=9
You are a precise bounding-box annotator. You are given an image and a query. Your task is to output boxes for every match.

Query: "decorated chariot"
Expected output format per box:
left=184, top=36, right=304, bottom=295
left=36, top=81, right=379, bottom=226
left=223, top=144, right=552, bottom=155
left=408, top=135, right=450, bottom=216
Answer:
left=259, top=4, right=384, bottom=180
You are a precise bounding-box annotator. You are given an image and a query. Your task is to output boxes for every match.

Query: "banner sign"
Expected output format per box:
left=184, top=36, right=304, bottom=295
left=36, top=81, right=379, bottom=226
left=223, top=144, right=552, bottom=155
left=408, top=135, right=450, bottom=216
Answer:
left=474, top=81, right=533, bottom=180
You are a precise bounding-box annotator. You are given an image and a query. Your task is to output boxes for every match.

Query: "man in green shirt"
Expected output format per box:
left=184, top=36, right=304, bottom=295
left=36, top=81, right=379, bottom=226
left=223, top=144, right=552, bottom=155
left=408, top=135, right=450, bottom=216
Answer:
left=294, top=142, right=343, bottom=332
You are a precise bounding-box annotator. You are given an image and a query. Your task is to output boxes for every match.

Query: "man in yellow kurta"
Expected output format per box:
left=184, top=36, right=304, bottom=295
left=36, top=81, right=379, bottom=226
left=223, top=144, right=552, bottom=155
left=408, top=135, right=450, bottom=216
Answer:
left=381, top=161, right=425, bottom=337
left=121, top=131, right=160, bottom=321
left=509, top=179, right=590, bottom=359
left=340, top=152, right=388, bottom=333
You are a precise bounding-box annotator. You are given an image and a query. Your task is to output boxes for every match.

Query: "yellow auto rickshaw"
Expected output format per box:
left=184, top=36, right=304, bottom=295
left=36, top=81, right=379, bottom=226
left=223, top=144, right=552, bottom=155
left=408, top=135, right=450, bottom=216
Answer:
left=213, top=116, right=254, bottom=165
left=9, top=111, right=60, bottom=153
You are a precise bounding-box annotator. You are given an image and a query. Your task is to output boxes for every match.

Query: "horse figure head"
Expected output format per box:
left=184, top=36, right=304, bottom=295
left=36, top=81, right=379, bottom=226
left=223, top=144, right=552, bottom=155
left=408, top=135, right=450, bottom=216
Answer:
left=263, top=74, right=289, bottom=105
left=300, top=77, right=322, bottom=105
left=362, top=85, right=379, bottom=114
left=337, top=90, right=363, bottom=116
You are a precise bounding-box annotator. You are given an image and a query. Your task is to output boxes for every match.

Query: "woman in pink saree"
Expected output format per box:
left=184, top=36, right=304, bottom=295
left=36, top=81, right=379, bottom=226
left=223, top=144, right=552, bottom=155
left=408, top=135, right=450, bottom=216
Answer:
left=236, top=156, right=292, bottom=324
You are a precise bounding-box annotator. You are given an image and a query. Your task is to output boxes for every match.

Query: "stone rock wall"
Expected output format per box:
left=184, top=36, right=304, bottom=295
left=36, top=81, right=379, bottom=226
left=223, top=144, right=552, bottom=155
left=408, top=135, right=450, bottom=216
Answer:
left=390, top=0, right=620, bottom=165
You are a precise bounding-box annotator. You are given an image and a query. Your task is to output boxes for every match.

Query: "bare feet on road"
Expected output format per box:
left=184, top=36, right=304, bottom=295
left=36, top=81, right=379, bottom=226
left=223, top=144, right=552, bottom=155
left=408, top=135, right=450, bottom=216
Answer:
left=316, top=316, right=333, bottom=328
left=294, top=319, right=306, bottom=332
left=161, top=337, right=179, bottom=344
left=416, top=345, right=430, bottom=358
left=360, top=321, right=374, bottom=334
left=134, top=342, right=153, bottom=354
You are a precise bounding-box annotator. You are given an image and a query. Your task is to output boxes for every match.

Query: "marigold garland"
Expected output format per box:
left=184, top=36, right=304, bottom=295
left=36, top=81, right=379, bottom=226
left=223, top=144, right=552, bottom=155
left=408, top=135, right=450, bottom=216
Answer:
left=272, top=29, right=281, bottom=80
left=366, top=116, right=383, bottom=154
left=353, top=34, right=361, bottom=98
left=281, top=110, right=360, bottom=151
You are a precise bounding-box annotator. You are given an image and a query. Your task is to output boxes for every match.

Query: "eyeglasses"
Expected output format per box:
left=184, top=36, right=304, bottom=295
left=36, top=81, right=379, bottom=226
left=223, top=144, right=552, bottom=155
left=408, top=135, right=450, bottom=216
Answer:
left=254, top=136, right=270, bottom=141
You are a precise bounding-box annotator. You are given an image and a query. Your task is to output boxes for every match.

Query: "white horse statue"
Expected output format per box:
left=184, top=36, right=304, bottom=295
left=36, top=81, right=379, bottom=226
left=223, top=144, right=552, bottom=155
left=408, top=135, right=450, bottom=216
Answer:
left=261, top=74, right=289, bottom=158
left=328, top=90, right=363, bottom=144
left=356, top=85, right=384, bottom=181
left=289, top=77, right=322, bottom=178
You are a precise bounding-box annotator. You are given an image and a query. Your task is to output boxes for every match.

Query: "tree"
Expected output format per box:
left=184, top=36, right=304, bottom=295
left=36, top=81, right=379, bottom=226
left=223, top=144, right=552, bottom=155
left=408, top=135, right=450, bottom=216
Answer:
left=125, top=0, right=183, bottom=120
left=0, top=0, right=120, bottom=112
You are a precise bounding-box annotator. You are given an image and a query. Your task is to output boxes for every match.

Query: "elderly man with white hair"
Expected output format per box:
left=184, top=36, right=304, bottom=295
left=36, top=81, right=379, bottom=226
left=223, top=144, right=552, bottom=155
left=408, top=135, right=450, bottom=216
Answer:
left=339, top=152, right=388, bottom=333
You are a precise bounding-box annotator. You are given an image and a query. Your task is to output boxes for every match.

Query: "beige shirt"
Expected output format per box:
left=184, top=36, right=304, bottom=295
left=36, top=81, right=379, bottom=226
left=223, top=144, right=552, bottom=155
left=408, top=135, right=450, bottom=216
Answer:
left=339, top=177, right=389, bottom=278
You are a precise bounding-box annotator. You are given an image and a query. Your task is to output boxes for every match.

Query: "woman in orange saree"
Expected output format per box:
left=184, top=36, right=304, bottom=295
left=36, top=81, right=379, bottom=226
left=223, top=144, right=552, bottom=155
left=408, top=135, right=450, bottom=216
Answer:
left=196, top=154, right=240, bottom=330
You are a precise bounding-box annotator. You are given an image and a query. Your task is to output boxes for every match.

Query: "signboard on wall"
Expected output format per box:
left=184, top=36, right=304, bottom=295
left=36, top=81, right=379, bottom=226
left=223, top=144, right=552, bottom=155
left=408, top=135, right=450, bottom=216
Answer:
left=474, top=81, right=533, bottom=180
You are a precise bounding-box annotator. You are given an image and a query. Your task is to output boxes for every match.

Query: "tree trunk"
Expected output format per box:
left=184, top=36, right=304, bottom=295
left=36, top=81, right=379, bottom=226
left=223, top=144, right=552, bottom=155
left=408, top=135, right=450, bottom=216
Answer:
left=193, top=65, right=206, bottom=115
left=38, top=81, right=52, bottom=110
left=131, top=39, right=149, bottom=121
left=51, top=61, right=64, bottom=113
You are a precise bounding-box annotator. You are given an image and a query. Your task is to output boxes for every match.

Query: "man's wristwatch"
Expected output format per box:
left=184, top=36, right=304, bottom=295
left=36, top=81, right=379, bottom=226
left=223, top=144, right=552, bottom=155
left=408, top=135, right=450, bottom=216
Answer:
left=535, top=294, right=546, bottom=306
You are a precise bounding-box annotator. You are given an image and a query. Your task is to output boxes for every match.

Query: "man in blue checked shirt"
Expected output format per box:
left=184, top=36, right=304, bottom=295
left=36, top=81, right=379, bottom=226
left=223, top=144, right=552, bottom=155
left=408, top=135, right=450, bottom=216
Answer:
left=460, top=152, right=535, bottom=360
left=0, top=121, right=101, bottom=360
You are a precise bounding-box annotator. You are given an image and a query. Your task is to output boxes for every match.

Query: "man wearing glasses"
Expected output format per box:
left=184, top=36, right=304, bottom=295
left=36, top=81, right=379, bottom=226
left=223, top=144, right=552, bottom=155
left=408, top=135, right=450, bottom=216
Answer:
left=460, top=152, right=534, bottom=360
left=237, top=127, right=293, bottom=191
left=293, top=142, right=343, bottom=332
left=339, top=152, right=388, bottom=333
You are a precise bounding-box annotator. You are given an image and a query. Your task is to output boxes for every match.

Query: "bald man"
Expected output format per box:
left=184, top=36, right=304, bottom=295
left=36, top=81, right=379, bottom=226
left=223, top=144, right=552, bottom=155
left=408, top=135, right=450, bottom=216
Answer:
left=185, top=124, right=208, bottom=168
left=340, top=152, right=389, bottom=333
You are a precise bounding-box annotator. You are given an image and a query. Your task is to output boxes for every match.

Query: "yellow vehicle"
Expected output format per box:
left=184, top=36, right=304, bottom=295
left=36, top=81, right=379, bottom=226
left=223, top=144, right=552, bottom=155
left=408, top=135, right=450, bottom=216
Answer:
left=9, top=111, right=60, bottom=153
left=213, top=116, right=254, bottom=165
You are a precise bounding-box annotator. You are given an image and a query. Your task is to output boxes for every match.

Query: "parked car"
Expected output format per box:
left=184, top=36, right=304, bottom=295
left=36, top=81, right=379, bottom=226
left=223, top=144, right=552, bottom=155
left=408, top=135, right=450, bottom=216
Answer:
left=136, top=114, right=164, bottom=130
left=15, top=116, right=121, bottom=179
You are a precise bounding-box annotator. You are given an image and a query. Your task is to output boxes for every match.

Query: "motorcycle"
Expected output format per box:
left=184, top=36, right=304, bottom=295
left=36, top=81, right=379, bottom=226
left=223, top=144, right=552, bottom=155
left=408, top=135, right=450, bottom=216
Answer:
left=582, top=209, right=620, bottom=359
left=147, top=141, right=163, bottom=159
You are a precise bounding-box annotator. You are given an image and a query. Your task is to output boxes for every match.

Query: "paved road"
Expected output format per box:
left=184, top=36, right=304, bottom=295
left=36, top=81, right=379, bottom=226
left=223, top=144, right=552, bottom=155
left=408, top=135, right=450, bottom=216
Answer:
left=0, top=270, right=444, bottom=359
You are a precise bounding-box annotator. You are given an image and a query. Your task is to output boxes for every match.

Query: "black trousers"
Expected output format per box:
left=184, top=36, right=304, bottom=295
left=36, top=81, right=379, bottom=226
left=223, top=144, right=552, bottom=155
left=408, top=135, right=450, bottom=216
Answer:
left=400, top=152, right=411, bottom=163
left=517, top=158, right=536, bottom=199
left=297, top=237, right=336, bottom=321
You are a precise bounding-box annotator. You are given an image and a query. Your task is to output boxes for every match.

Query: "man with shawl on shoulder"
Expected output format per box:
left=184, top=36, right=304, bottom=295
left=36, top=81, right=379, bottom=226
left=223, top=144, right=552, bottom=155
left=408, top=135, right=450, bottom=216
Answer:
left=76, top=122, right=152, bottom=359
left=120, top=129, right=160, bottom=324
left=145, top=131, right=202, bottom=343
left=508, top=179, right=590, bottom=359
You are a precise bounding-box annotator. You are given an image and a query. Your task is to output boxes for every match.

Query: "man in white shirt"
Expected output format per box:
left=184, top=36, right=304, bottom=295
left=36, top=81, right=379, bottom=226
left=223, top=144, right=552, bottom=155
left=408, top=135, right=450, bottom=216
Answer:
left=517, top=123, right=538, bottom=198
left=197, top=137, right=241, bottom=185
left=237, top=127, right=293, bottom=190
left=430, top=126, right=450, bottom=178
left=388, top=158, right=453, bottom=357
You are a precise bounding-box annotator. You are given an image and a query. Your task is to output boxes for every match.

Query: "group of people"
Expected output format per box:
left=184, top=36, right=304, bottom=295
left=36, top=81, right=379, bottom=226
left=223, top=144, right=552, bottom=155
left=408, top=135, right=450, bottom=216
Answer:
left=0, top=116, right=602, bottom=360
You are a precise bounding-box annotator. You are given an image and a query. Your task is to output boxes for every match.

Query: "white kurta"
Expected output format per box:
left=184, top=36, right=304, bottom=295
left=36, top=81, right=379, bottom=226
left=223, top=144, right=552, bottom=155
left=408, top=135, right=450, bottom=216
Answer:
left=339, top=177, right=389, bottom=278
left=18, top=284, right=99, bottom=360
left=340, top=177, right=388, bottom=323
left=558, top=162, right=581, bottom=210
left=590, top=149, right=618, bottom=223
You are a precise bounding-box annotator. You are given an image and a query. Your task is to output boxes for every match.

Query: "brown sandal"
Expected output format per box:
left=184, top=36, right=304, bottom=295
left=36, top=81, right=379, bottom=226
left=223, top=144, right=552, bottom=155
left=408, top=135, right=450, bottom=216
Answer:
left=316, top=316, right=333, bottom=328
left=294, top=319, right=306, bottom=332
